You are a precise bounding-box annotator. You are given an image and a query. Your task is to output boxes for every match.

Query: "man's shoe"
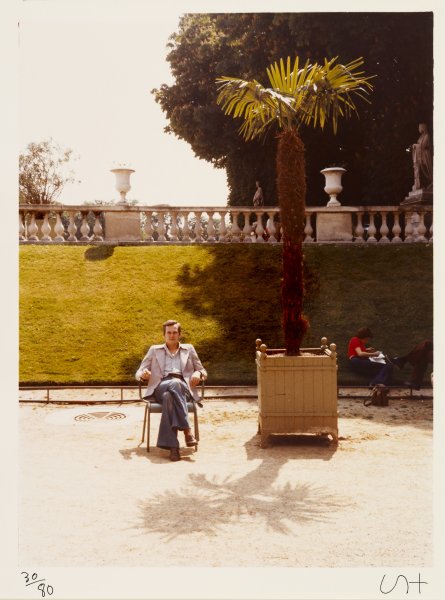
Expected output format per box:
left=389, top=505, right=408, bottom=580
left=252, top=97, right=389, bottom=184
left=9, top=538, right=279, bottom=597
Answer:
left=169, top=447, right=181, bottom=461
left=185, top=433, right=198, bottom=447
left=392, top=356, right=405, bottom=369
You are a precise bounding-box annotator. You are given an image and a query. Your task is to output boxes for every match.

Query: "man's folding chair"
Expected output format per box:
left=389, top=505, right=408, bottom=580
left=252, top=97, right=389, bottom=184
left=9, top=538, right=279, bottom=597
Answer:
left=138, top=378, right=204, bottom=452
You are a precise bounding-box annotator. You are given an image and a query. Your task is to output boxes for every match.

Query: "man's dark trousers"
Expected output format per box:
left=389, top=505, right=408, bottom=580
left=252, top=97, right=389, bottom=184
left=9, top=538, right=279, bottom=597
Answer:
left=154, top=377, right=192, bottom=449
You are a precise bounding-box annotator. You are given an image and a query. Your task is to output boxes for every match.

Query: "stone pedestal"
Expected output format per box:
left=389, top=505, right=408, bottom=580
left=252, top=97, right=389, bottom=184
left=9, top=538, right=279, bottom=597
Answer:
left=104, top=211, right=141, bottom=242
left=401, top=189, right=433, bottom=206
left=316, top=212, right=353, bottom=242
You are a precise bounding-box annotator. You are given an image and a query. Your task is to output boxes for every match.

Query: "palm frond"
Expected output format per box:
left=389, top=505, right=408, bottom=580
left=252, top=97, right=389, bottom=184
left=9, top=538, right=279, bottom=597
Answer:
left=216, top=76, right=297, bottom=140
left=216, top=56, right=374, bottom=137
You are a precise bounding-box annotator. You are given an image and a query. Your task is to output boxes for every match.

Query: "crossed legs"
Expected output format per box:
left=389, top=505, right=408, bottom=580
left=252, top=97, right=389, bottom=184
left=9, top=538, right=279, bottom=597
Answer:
left=153, top=378, right=196, bottom=459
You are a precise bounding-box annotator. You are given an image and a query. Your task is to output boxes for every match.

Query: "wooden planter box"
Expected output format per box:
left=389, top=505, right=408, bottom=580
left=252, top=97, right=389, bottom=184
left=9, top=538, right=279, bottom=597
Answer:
left=255, top=338, right=338, bottom=447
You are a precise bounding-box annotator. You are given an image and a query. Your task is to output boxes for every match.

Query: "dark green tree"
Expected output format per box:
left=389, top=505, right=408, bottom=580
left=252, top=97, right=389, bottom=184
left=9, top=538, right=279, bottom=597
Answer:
left=153, top=12, right=432, bottom=206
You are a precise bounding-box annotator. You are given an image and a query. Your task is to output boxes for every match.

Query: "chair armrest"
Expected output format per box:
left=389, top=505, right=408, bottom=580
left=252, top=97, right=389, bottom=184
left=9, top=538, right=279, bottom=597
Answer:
left=138, top=379, right=151, bottom=401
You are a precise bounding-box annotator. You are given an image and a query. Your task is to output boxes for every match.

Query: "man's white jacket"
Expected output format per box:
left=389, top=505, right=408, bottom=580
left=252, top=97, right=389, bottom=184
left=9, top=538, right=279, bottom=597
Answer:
left=135, top=343, right=206, bottom=401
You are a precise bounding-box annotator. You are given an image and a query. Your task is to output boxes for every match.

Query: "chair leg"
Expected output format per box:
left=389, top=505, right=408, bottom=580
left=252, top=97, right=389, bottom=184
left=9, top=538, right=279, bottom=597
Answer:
left=192, top=404, right=199, bottom=452
left=141, top=404, right=148, bottom=444
left=146, top=406, right=151, bottom=452
left=193, top=405, right=199, bottom=442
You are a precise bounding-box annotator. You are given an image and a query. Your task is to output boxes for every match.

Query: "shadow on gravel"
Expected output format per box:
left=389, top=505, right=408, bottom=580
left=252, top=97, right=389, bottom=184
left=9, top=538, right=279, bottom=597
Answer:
left=135, top=435, right=349, bottom=540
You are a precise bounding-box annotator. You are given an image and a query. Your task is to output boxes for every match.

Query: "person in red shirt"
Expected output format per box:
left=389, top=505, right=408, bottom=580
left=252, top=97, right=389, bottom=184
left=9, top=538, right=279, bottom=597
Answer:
left=348, top=327, right=393, bottom=386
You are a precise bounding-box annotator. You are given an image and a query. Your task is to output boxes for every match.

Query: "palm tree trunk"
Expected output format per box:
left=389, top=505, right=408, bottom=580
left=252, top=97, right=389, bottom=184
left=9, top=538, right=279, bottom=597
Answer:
left=277, top=129, right=308, bottom=355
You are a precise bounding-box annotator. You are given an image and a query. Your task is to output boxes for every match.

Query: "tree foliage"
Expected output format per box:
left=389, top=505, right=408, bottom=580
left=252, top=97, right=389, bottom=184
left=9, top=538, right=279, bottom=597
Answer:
left=153, top=12, right=433, bottom=206
left=19, top=138, right=79, bottom=204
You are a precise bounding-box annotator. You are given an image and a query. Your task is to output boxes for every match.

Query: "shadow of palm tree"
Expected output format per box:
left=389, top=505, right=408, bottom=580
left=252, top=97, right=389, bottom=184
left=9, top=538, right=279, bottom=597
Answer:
left=174, top=245, right=320, bottom=385
left=120, top=355, right=143, bottom=381
left=136, top=435, right=348, bottom=540
left=262, top=434, right=336, bottom=453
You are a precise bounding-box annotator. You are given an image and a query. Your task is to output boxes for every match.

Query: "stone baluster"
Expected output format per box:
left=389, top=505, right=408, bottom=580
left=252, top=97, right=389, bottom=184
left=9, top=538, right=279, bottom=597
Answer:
left=266, top=212, right=277, bottom=243
left=425, top=210, right=432, bottom=241
left=41, top=213, right=52, bottom=242
left=354, top=212, right=365, bottom=243
left=391, top=211, right=402, bottom=243
left=54, top=213, right=65, bottom=242
left=366, top=212, right=377, bottom=243
left=254, top=211, right=265, bottom=243
left=175, top=212, right=183, bottom=242
left=404, top=210, right=414, bottom=243
left=27, top=214, right=39, bottom=241
left=379, top=211, right=390, bottom=243
left=416, top=211, right=427, bottom=243
left=230, top=211, right=241, bottom=242
left=304, top=212, right=314, bottom=243
left=19, top=212, right=26, bottom=241
left=157, top=212, right=167, bottom=242
left=411, top=211, right=421, bottom=241
left=151, top=213, right=159, bottom=241
left=181, top=212, right=191, bottom=242
left=170, top=210, right=179, bottom=241
left=207, top=211, right=216, bottom=242
left=144, top=211, right=154, bottom=241
left=67, top=211, right=78, bottom=241
left=216, top=211, right=226, bottom=242
left=194, top=212, right=203, bottom=242
left=242, top=211, right=252, bottom=242
left=80, top=211, right=91, bottom=241
left=92, top=212, right=104, bottom=241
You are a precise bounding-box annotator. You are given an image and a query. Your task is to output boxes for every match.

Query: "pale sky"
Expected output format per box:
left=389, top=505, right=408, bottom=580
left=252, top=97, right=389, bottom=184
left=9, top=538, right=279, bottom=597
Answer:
left=18, top=0, right=231, bottom=206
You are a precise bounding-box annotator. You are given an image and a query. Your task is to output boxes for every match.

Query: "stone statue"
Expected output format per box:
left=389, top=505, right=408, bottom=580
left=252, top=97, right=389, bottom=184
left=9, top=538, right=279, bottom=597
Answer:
left=408, top=123, right=433, bottom=191
left=252, top=180, right=264, bottom=207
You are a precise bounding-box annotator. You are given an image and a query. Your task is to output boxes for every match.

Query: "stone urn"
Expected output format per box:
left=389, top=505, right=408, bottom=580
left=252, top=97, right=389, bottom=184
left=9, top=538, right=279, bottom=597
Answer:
left=320, top=167, right=346, bottom=207
left=255, top=337, right=339, bottom=447
left=106, top=166, right=140, bottom=242
left=110, top=167, right=135, bottom=204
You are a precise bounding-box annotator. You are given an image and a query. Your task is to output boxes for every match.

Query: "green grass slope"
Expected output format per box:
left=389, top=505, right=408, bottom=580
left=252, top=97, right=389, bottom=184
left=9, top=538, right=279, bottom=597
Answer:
left=19, top=244, right=433, bottom=385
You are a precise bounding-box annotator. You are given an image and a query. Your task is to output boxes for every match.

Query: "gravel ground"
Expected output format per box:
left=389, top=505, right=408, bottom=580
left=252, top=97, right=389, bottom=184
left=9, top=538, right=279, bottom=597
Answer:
left=19, top=394, right=433, bottom=568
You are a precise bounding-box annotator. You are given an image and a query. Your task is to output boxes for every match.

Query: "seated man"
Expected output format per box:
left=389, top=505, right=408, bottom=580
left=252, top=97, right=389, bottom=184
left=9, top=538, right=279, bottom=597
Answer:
left=135, top=319, right=207, bottom=462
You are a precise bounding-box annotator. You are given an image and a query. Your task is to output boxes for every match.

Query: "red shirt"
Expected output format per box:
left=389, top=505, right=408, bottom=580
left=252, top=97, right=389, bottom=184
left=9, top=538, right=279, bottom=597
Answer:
left=348, top=336, right=366, bottom=359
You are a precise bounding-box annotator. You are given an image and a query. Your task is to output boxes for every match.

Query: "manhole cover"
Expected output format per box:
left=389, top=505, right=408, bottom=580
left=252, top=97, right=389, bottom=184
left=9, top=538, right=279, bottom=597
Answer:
left=43, top=406, right=141, bottom=425
left=74, top=411, right=127, bottom=421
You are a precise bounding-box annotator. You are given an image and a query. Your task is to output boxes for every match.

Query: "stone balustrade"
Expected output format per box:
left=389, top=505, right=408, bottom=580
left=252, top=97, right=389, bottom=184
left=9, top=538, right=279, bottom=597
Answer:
left=18, top=204, right=433, bottom=244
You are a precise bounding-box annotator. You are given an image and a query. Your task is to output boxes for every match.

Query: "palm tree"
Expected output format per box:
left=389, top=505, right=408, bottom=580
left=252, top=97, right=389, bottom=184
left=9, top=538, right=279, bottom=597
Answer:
left=216, top=56, right=374, bottom=355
